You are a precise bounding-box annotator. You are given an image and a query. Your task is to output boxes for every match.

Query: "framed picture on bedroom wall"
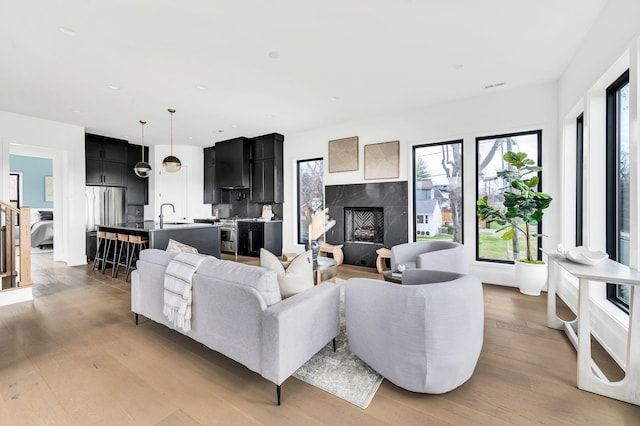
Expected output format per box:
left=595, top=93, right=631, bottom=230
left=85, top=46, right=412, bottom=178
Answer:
left=45, top=176, right=53, bottom=202
left=364, top=140, right=399, bottom=180
left=328, top=136, right=359, bottom=173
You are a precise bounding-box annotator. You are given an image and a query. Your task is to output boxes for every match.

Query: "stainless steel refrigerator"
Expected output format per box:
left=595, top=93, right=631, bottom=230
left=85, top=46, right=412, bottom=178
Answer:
left=85, top=186, right=126, bottom=259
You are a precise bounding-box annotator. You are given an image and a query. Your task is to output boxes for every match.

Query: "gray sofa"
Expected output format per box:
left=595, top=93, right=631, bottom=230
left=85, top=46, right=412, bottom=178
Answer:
left=131, top=249, right=340, bottom=405
left=345, top=269, right=483, bottom=393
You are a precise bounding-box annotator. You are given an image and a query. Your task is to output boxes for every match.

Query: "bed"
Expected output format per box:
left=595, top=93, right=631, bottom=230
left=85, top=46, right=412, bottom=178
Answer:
left=30, top=210, right=54, bottom=249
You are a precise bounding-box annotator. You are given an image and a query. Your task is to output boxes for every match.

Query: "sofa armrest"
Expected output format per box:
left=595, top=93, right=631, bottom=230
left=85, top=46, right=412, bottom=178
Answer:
left=260, top=283, right=340, bottom=385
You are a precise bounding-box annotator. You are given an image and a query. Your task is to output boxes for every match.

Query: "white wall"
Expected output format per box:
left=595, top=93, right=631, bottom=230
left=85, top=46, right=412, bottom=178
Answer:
left=284, top=82, right=559, bottom=285
left=148, top=144, right=209, bottom=223
left=557, top=0, right=640, bottom=369
left=0, top=110, right=86, bottom=267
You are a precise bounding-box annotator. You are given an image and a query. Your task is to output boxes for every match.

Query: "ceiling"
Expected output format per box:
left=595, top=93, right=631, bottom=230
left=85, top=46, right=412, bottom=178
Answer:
left=0, top=0, right=608, bottom=147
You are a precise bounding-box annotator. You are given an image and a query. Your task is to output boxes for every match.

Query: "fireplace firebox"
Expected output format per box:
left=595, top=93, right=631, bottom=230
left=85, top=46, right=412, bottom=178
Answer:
left=345, top=207, right=384, bottom=244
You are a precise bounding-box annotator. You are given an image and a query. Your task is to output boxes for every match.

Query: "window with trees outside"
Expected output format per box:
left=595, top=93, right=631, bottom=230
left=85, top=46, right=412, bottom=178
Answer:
left=476, top=131, right=542, bottom=262
left=297, top=158, right=324, bottom=244
left=606, top=70, right=630, bottom=313
left=413, top=140, right=463, bottom=243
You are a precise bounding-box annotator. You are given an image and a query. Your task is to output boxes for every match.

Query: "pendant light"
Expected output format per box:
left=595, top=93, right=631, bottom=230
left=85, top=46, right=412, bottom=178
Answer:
left=133, top=120, right=152, bottom=178
left=162, top=108, right=182, bottom=172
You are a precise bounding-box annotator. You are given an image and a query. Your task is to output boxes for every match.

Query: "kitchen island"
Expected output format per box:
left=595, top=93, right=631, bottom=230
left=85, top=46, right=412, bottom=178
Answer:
left=96, top=222, right=221, bottom=257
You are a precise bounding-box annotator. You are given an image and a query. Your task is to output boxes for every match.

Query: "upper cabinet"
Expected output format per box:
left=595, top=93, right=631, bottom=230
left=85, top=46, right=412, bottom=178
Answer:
left=203, top=146, right=220, bottom=203
left=215, top=137, right=251, bottom=188
left=85, top=134, right=126, bottom=186
left=126, top=143, right=149, bottom=205
left=250, top=133, right=284, bottom=203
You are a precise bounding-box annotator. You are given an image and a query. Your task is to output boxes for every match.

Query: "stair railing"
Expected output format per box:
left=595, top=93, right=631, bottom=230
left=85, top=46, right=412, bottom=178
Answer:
left=0, top=201, right=32, bottom=290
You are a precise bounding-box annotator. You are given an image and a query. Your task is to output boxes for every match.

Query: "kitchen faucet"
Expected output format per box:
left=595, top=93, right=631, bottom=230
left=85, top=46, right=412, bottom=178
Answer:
left=159, top=203, right=175, bottom=229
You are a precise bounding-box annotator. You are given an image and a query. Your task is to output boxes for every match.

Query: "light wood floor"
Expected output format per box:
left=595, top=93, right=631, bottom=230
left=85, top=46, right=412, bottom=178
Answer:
left=0, top=253, right=639, bottom=425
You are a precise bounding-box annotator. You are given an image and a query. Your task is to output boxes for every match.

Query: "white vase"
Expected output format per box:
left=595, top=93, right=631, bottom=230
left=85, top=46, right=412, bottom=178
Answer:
left=515, top=260, right=548, bottom=296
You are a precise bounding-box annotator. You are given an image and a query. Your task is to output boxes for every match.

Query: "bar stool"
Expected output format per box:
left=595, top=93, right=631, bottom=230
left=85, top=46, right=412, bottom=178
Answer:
left=125, top=234, right=148, bottom=282
left=113, top=233, right=131, bottom=279
left=92, top=231, right=107, bottom=271
left=101, top=232, right=119, bottom=275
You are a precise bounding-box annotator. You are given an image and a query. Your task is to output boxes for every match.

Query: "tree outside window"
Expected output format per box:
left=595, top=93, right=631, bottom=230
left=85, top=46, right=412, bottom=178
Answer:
left=413, top=141, right=463, bottom=243
left=476, top=131, right=542, bottom=262
left=297, top=158, right=324, bottom=244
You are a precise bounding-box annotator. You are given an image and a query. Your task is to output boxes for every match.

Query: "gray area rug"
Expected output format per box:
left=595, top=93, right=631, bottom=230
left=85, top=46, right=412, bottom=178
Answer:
left=293, top=280, right=383, bottom=409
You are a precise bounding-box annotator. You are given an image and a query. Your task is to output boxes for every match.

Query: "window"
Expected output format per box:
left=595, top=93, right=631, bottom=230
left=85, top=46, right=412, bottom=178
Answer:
left=297, top=158, right=324, bottom=244
left=412, top=140, right=463, bottom=243
left=606, top=70, right=630, bottom=313
left=476, top=130, right=542, bottom=262
left=576, top=114, right=584, bottom=247
left=9, top=173, right=20, bottom=225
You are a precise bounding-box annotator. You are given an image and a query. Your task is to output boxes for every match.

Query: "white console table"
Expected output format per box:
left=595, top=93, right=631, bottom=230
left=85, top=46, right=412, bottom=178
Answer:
left=545, top=252, right=640, bottom=406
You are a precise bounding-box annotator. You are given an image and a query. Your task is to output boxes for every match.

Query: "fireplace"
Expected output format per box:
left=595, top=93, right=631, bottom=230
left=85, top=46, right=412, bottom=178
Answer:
left=345, top=207, right=384, bottom=243
left=325, top=181, right=408, bottom=268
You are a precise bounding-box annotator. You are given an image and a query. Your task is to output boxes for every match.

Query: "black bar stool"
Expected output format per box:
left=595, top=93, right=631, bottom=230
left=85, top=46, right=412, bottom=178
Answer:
left=101, top=232, right=119, bottom=275
left=114, top=233, right=131, bottom=279
left=125, top=234, right=149, bottom=282
left=92, top=231, right=107, bottom=271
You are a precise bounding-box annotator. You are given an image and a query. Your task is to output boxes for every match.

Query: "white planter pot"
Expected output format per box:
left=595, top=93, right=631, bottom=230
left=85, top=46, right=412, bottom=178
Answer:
left=515, top=260, right=547, bottom=296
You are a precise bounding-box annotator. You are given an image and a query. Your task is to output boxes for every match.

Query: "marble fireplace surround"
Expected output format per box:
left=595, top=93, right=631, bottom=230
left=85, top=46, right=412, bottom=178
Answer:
left=325, top=182, right=408, bottom=268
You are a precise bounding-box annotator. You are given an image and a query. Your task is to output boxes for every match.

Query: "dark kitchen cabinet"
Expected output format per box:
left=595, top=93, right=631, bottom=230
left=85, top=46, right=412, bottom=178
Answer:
left=126, top=143, right=149, bottom=205
left=215, top=137, right=250, bottom=188
left=203, top=146, right=220, bottom=203
left=250, top=133, right=283, bottom=203
left=237, top=220, right=282, bottom=257
left=85, top=134, right=127, bottom=186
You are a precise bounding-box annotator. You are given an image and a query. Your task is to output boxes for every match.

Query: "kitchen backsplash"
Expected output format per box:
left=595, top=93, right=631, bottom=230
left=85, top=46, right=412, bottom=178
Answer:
left=212, top=188, right=283, bottom=219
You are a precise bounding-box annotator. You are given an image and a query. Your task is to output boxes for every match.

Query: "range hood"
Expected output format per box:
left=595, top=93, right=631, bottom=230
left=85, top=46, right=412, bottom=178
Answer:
left=215, top=137, right=251, bottom=188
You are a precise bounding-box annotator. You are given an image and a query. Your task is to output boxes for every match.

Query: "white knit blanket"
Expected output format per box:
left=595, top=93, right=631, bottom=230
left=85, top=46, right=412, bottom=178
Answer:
left=163, top=253, right=208, bottom=333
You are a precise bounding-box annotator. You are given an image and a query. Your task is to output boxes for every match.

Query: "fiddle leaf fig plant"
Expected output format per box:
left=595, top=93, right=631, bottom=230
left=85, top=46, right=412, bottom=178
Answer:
left=477, top=151, right=552, bottom=263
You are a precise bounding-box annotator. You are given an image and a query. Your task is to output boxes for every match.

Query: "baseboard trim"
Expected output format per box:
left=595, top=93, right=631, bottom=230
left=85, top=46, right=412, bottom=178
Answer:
left=0, top=286, right=33, bottom=306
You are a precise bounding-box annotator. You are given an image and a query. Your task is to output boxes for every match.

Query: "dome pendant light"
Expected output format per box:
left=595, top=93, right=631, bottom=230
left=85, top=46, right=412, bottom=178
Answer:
left=162, top=108, right=182, bottom=173
left=133, top=120, right=152, bottom=178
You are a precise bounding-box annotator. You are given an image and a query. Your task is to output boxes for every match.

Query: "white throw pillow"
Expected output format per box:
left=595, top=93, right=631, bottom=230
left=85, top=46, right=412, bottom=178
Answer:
left=166, top=238, right=198, bottom=253
left=260, top=249, right=314, bottom=298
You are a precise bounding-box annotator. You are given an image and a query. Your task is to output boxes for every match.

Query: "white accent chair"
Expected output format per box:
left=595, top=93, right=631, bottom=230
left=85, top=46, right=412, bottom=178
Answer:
left=345, top=269, right=484, bottom=393
left=391, top=241, right=467, bottom=273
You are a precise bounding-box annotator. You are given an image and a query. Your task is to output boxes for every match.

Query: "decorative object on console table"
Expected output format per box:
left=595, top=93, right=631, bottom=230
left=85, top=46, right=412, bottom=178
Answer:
left=328, top=136, right=359, bottom=173
left=364, top=140, right=399, bottom=180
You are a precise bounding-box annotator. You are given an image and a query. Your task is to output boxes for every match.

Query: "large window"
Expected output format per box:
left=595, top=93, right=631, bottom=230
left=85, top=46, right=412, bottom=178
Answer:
left=476, top=130, right=542, bottom=262
left=297, top=158, right=324, bottom=244
left=606, top=70, right=630, bottom=313
left=576, top=114, right=584, bottom=247
left=412, top=140, right=463, bottom=243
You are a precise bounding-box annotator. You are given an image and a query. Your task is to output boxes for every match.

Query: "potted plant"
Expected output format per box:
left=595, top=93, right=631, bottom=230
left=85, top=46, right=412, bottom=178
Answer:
left=477, top=151, right=553, bottom=295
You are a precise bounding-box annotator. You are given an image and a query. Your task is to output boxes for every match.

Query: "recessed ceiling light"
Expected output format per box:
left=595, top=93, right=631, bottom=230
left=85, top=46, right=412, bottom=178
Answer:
left=331, top=96, right=340, bottom=102
left=195, top=84, right=208, bottom=91
left=71, top=109, right=81, bottom=113
left=107, top=84, right=120, bottom=90
left=268, top=51, right=280, bottom=59
left=230, top=124, right=238, bottom=128
left=453, top=64, right=464, bottom=70
left=59, top=26, right=77, bottom=36
left=188, top=136, right=193, bottom=140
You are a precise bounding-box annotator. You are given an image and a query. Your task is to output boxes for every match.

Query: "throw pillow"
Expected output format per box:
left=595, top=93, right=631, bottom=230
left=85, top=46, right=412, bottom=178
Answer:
left=39, top=210, right=53, bottom=221
left=166, top=238, right=198, bottom=253
left=260, top=248, right=313, bottom=298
